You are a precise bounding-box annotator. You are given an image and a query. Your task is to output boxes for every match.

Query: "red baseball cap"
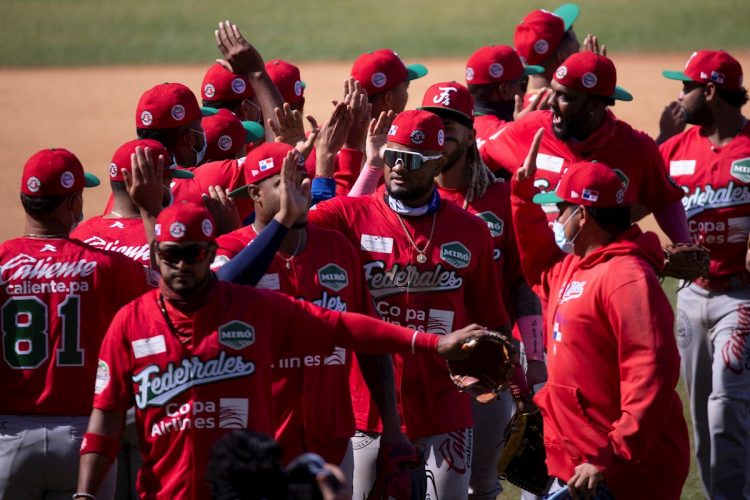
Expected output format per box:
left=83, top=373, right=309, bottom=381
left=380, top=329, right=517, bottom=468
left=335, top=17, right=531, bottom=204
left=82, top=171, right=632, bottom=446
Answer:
left=387, top=110, right=445, bottom=152
left=514, top=4, right=580, bottom=65
left=533, top=161, right=633, bottom=208
left=266, top=59, right=306, bottom=104
left=229, top=142, right=306, bottom=197
left=663, top=50, right=744, bottom=91
left=136, top=83, right=202, bottom=130
left=108, top=139, right=194, bottom=182
left=154, top=202, right=216, bottom=243
left=465, top=45, right=544, bottom=85
left=554, top=52, right=633, bottom=101
left=201, top=63, right=254, bottom=101
left=21, top=148, right=100, bottom=197
left=202, top=110, right=266, bottom=161
left=419, top=82, right=475, bottom=128
left=351, top=49, right=428, bottom=95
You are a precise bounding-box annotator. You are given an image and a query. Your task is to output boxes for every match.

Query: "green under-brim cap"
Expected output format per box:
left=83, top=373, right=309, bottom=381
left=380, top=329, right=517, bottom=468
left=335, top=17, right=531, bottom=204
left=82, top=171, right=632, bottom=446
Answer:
left=612, top=85, right=634, bottom=102
left=242, top=121, right=265, bottom=142
left=201, top=106, right=220, bottom=116
left=84, top=172, right=100, bottom=188
left=555, top=3, right=580, bottom=31
left=407, top=64, right=428, bottom=81
left=662, top=70, right=694, bottom=82
left=168, top=168, right=194, bottom=179
left=532, top=191, right=565, bottom=204
left=523, top=65, right=545, bottom=76
left=418, top=106, right=474, bottom=129
left=228, top=184, right=250, bottom=198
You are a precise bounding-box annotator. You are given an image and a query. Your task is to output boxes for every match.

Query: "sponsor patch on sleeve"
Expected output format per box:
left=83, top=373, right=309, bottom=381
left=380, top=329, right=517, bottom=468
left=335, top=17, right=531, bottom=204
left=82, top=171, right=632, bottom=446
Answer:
left=94, top=360, right=110, bottom=395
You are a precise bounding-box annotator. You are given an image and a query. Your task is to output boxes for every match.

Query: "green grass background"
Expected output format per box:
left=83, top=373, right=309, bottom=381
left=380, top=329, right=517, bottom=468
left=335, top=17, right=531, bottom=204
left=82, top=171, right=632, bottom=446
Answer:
left=1, top=0, right=749, bottom=66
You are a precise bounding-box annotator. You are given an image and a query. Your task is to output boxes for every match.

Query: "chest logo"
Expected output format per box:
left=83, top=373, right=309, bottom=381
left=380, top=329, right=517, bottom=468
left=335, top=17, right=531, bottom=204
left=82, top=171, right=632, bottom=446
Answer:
left=218, top=321, right=256, bottom=350
left=440, top=242, right=471, bottom=269
left=730, top=157, right=750, bottom=183
left=318, top=263, right=349, bottom=292
left=476, top=211, right=504, bottom=237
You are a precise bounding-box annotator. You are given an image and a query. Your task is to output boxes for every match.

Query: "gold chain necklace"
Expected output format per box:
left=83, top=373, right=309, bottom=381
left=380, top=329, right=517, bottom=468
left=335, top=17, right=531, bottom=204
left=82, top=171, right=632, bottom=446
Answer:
left=395, top=211, right=437, bottom=264
left=253, top=224, right=304, bottom=269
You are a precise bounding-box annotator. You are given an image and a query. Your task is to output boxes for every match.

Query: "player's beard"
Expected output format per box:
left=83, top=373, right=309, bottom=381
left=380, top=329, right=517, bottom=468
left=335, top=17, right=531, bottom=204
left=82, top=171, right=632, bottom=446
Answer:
left=551, top=108, right=589, bottom=141
left=684, top=100, right=711, bottom=126
left=441, top=139, right=467, bottom=173
left=386, top=179, right=435, bottom=203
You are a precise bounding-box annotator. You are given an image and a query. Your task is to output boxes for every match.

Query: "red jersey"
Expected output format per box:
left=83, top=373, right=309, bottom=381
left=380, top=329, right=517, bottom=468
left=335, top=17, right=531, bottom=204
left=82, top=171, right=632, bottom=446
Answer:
left=93, top=281, right=438, bottom=499
left=474, top=113, right=510, bottom=152
left=482, top=110, right=684, bottom=217
left=660, top=122, right=750, bottom=281
left=510, top=177, right=690, bottom=496
left=213, top=224, right=375, bottom=464
left=309, top=186, right=508, bottom=439
left=71, top=216, right=150, bottom=265
left=0, top=236, right=151, bottom=415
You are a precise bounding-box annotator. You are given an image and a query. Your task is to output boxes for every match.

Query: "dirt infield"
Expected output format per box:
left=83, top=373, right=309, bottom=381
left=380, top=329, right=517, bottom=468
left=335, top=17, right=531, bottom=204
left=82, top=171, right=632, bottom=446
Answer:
left=1, top=52, right=748, bottom=241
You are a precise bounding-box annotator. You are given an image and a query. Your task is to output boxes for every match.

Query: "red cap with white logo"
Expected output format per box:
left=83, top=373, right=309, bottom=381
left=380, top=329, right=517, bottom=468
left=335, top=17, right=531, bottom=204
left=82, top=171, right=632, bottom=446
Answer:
left=351, top=49, right=428, bottom=95
left=202, top=110, right=248, bottom=161
left=108, top=139, right=194, bottom=182
left=466, top=45, right=544, bottom=85
left=155, top=202, right=216, bottom=243
left=229, top=142, right=306, bottom=197
left=419, top=81, right=474, bottom=127
left=135, top=83, right=202, bottom=130
left=533, top=161, right=633, bottom=208
left=266, top=59, right=306, bottom=104
left=663, top=50, right=744, bottom=91
left=387, top=110, right=445, bottom=152
left=201, top=63, right=254, bottom=102
left=21, top=148, right=100, bottom=197
left=553, top=52, right=633, bottom=101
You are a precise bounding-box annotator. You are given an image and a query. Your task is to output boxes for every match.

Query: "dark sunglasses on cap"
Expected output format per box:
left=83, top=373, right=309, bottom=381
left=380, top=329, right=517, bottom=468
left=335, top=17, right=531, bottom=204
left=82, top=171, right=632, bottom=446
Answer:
left=383, top=148, right=443, bottom=171
left=156, top=244, right=212, bottom=265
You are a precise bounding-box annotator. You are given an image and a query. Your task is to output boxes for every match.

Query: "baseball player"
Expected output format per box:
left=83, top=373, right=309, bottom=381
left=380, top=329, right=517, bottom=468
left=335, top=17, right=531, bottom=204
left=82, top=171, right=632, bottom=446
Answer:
left=74, top=201, right=493, bottom=499
left=465, top=45, right=544, bottom=154
left=660, top=50, right=750, bottom=499
left=511, top=131, right=690, bottom=498
left=200, top=61, right=261, bottom=123
left=201, top=109, right=264, bottom=162
left=418, top=81, right=545, bottom=500
left=481, top=51, right=693, bottom=246
left=310, top=110, right=527, bottom=498
left=266, top=59, right=306, bottom=113
left=0, top=148, right=155, bottom=499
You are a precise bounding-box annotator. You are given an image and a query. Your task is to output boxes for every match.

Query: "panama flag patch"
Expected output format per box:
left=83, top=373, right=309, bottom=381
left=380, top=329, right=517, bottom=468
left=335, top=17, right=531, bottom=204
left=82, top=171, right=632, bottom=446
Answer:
left=259, top=158, right=274, bottom=171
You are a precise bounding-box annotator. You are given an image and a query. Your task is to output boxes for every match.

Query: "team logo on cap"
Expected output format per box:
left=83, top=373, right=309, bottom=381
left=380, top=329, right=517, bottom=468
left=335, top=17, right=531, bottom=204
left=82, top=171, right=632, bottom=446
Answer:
left=437, top=130, right=445, bottom=146
left=218, top=135, right=233, bottom=152
left=685, top=51, right=698, bottom=69
left=465, top=67, right=475, bottom=82
left=555, top=66, right=568, bottom=80
left=201, top=218, right=213, bottom=237
left=534, top=40, right=550, bottom=55
left=140, top=110, right=153, bottom=126
left=60, top=171, right=75, bottom=189
left=26, top=176, right=41, bottom=193
left=171, top=105, right=186, bottom=121
left=294, top=81, right=303, bottom=96
left=109, top=163, right=119, bottom=178
left=432, top=86, right=457, bottom=106
left=231, top=78, right=246, bottom=94
left=258, top=158, right=274, bottom=172
left=489, top=63, right=504, bottom=79
left=204, top=83, right=216, bottom=99
left=581, top=72, right=598, bottom=89
left=371, top=72, right=387, bottom=88
left=616, top=189, right=625, bottom=204
left=410, top=130, right=426, bottom=145
left=169, top=222, right=186, bottom=239
left=295, top=153, right=306, bottom=167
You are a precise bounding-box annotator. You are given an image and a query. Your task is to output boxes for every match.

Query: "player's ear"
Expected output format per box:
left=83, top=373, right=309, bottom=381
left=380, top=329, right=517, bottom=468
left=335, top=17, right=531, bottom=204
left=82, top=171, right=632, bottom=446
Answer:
left=247, top=185, right=261, bottom=204
left=704, top=82, right=718, bottom=104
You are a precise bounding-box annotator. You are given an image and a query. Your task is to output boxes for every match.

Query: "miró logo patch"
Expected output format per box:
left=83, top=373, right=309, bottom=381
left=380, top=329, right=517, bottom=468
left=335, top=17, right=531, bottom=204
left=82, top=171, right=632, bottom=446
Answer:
left=730, top=158, right=750, bottom=183
left=218, top=321, right=255, bottom=350
left=317, top=263, right=349, bottom=292
left=476, top=211, right=504, bottom=237
left=440, top=242, right=471, bottom=269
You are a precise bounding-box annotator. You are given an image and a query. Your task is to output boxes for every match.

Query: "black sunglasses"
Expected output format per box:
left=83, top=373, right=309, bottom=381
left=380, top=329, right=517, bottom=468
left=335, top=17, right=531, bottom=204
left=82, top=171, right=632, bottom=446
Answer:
left=383, top=148, right=443, bottom=171
left=156, top=244, right=211, bottom=265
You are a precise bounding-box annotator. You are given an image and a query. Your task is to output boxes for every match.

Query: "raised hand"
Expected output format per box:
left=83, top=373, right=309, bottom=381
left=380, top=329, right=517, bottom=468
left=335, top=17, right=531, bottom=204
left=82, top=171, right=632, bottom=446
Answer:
left=515, top=128, right=544, bottom=182
left=656, top=101, right=687, bottom=144
left=202, top=185, right=241, bottom=236
left=274, top=150, right=312, bottom=228
left=214, top=20, right=265, bottom=75
left=582, top=34, right=607, bottom=56
left=365, top=110, right=396, bottom=168
left=123, top=146, right=164, bottom=218
left=317, top=101, right=354, bottom=156
left=269, top=103, right=307, bottom=146
left=514, top=87, right=553, bottom=121
left=343, top=78, right=372, bottom=151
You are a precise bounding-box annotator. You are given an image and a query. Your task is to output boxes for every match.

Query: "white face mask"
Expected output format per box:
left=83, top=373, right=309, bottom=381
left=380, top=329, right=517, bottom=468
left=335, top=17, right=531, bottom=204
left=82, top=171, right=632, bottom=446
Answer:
left=552, top=206, right=581, bottom=254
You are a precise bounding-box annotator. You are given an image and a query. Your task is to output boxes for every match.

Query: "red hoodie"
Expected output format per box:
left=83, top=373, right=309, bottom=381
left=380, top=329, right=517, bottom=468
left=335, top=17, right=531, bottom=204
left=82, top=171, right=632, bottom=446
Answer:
left=510, top=175, right=690, bottom=499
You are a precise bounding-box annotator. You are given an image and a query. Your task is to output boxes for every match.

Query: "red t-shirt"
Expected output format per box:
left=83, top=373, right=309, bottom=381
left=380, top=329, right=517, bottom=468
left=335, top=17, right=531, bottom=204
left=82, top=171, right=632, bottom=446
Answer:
left=660, top=123, right=750, bottom=280
left=71, top=216, right=150, bottom=265
left=309, top=187, right=508, bottom=439
left=213, top=224, right=375, bottom=464
left=474, top=113, right=510, bottom=153
left=93, top=282, right=437, bottom=499
left=0, top=236, right=151, bottom=415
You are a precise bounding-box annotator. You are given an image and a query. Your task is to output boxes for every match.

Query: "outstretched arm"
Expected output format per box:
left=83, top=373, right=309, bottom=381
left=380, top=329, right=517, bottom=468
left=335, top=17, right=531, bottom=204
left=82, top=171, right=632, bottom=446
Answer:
left=77, top=408, right=125, bottom=497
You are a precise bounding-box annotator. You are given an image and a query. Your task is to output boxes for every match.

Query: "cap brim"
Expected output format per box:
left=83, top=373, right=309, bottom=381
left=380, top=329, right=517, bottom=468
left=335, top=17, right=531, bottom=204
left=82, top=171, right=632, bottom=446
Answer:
left=84, top=172, right=100, bottom=188
left=418, top=106, right=474, bottom=129
left=662, top=70, right=694, bottom=82
left=228, top=185, right=250, bottom=198
left=169, top=168, right=194, bottom=179
left=523, top=65, right=545, bottom=76
left=242, top=121, right=265, bottom=142
left=612, top=85, right=634, bottom=102
left=406, top=64, right=428, bottom=81
left=301, top=81, right=307, bottom=89
left=201, top=106, right=219, bottom=117
left=532, top=191, right=564, bottom=204
left=554, top=3, right=580, bottom=31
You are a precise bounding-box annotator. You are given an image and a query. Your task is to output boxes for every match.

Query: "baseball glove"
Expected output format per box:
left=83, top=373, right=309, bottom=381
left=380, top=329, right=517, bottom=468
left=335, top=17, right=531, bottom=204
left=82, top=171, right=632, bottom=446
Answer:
left=662, top=242, right=710, bottom=280
left=447, top=330, right=517, bottom=403
left=497, top=406, right=549, bottom=495
left=366, top=443, right=426, bottom=500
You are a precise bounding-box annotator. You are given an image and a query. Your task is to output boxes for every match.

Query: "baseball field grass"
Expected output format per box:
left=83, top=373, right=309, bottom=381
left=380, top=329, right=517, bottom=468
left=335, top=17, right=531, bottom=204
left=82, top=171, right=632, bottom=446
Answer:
left=2, top=0, right=749, bottom=66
